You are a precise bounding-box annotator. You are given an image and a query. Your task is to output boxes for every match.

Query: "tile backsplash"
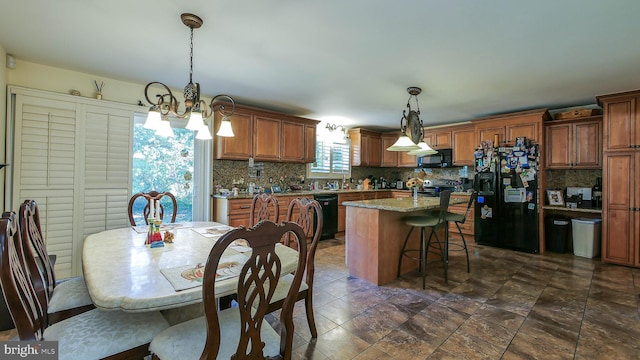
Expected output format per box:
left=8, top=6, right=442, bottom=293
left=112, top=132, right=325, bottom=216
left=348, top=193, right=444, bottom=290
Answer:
left=212, top=160, right=468, bottom=191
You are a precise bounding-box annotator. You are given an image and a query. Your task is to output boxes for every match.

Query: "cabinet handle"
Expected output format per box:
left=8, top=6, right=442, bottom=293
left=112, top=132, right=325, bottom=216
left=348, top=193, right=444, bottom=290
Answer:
left=240, top=205, right=251, bottom=209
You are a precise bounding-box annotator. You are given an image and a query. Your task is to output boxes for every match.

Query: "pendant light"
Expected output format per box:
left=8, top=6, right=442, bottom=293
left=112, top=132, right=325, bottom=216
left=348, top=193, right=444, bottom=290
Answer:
left=386, top=87, right=424, bottom=151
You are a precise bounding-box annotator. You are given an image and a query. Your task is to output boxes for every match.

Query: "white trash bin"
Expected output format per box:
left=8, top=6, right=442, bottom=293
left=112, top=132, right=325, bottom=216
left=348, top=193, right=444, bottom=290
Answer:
left=571, top=218, right=602, bottom=258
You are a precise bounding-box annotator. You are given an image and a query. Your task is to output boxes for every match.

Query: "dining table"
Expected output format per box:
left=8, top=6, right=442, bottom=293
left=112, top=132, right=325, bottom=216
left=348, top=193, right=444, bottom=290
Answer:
left=82, top=221, right=299, bottom=314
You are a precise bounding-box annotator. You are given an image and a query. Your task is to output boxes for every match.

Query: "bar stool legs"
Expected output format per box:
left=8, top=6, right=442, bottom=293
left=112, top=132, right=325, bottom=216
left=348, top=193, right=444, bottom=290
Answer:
left=454, top=221, right=470, bottom=273
left=398, top=222, right=449, bottom=289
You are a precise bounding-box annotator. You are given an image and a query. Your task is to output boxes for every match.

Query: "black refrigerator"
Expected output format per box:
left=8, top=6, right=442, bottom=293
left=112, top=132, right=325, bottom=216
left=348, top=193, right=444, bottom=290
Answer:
left=474, top=137, right=539, bottom=253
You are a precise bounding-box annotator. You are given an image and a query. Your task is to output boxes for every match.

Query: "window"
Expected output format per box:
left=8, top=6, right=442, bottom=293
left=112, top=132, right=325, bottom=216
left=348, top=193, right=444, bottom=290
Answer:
left=307, top=131, right=351, bottom=179
left=131, top=115, right=211, bottom=223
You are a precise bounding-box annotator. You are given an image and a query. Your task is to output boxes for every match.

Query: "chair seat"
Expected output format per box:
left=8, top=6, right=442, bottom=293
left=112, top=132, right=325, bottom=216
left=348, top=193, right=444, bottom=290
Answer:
left=404, top=215, right=445, bottom=228
left=427, top=209, right=465, bottom=223
left=269, top=273, right=309, bottom=305
left=48, top=276, right=93, bottom=314
left=43, top=308, right=169, bottom=360
left=150, top=308, right=281, bottom=360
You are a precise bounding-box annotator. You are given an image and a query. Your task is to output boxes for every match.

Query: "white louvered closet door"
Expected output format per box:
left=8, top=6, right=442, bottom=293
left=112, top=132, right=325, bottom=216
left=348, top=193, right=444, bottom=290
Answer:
left=9, top=87, right=138, bottom=278
left=12, top=94, right=78, bottom=278
left=81, top=105, right=132, bottom=236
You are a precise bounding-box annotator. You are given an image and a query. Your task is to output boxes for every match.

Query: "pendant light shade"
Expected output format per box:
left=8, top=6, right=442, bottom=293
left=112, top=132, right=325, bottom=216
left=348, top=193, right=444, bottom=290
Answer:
left=407, top=141, right=438, bottom=155
left=196, top=123, right=213, bottom=140
left=386, top=135, right=421, bottom=151
left=185, top=109, right=205, bottom=130
left=216, top=115, right=235, bottom=137
left=144, top=106, right=162, bottom=130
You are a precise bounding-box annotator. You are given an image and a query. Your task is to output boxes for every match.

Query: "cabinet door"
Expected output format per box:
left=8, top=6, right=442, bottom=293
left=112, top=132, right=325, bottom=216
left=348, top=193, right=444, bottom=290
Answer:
left=545, top=123, right=572, bottom=168
left=214, top=110, right=253, bottom=160
left=602, top=153, right=634, bottom=266
left=423, top=130, right=451, bottom=149
left=280, top=121, right=305, bottom=162
left=573, top=120, right=601, bottom=168
left=506, top=122, right=539, bottom=143
left=603, top=97, right=638, bottom=151
left=477, top=125, right=505, bottom=146
left=380, top=135, right=398, bottom=167
left=398, top=151, right=417, bottom=167
left=253, top=116, right=281, bottom=161
left=636, top=152, right=640, bottom=267
left=367, top=135, right=382, bottom=166
left=304, top=124, right=316, bottom=163
left=452, top=127, right=475, bottom=166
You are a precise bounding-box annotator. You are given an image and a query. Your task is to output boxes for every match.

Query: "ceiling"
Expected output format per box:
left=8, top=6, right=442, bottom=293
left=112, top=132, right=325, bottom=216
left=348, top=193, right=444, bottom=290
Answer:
left=1, top=0, right=640, bottom=131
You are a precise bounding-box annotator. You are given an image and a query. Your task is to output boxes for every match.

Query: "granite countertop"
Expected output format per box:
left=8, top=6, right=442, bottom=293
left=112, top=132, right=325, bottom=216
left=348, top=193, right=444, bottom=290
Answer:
left=213, top=189, right=473, bottom=200
left=342, top=197, right=466, bottom=213
left=542, top=205, right=602, bottom=214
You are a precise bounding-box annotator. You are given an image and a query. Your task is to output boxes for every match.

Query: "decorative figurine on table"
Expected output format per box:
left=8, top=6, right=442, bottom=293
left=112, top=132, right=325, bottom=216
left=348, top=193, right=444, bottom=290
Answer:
left=146, top=199, right=165, bottom=247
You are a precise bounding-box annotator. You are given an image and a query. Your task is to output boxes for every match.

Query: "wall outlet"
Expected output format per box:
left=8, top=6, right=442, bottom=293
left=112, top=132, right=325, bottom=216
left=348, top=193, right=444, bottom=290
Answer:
left=269, top=177, right=273, bottom=183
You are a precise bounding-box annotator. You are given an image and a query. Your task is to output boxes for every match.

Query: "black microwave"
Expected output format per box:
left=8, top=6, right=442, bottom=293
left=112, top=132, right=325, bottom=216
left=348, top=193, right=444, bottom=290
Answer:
left=417, top=148, right=453, bottom=168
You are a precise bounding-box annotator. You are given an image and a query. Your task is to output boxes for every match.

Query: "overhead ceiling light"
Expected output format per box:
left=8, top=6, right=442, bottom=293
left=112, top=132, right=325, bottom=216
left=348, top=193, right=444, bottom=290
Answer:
left=143, top=13, right=236, bottom=139
left=386, top=87, right=423, bottom=151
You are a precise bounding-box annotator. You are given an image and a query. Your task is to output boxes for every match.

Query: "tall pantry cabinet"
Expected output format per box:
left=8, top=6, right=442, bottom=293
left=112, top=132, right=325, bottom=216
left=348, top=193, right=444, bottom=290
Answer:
left=597, top=90, right=640, bottom=267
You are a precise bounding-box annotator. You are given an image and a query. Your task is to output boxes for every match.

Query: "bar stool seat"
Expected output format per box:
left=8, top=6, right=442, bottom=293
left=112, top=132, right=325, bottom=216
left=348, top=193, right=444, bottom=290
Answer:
left=397, top=190, right=451, bottom=289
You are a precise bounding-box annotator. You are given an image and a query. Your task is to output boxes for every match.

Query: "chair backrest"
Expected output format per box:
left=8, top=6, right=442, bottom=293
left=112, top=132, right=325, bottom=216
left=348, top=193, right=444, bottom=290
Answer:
left=200, top=220, right=307, bottom=359
left=285, top=198, right=323, bottom=285
left=436, top=190, right=452, bottom=223
left=249, top=193, right=280, bottom=226
left=127, top=191, right=178, bottom=226
left=18, top=200, right=53, bottom=325
left=0, top=211, right=45, bottom=341
left=459, top=191, right=477, bottom=224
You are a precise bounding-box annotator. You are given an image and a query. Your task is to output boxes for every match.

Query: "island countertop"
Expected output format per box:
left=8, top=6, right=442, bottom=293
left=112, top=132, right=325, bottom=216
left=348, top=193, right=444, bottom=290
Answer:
left=343, top=196, right=466, bottom=212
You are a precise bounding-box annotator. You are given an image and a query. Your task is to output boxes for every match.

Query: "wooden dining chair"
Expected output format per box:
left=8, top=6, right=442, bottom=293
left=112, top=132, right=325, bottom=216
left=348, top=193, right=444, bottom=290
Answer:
left=128, top=191, right=178, bottom=226
left=249, top=193, right=280, bottom=226
left=19, top=200, right=95, bottom=325
left=0, top=211, right=170, bottom=359
left=150, top=220, right=308, bottom=360
left=265, top=197, right=323, bottom=338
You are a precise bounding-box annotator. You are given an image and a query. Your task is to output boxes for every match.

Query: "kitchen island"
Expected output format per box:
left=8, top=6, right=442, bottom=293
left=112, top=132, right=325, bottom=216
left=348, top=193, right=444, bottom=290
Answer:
left=343, top=196, right=465, bottom=285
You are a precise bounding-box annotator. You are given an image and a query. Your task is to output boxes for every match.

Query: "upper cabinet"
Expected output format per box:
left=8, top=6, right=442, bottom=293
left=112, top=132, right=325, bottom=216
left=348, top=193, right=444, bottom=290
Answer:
left=380, top=133, right=399, bottom=167
left=423, top=128, right=451, bottom=149
left=349, top=128, right=381, bottom=167
left=545, top=116, right=602, bottom=169
left=451, top=125, right=475, bottom=166
left=597, top=90, right=640, bottom=152
left=474, top=109, right=549, bottom=146
left=214, top=105, right=319, bottom=163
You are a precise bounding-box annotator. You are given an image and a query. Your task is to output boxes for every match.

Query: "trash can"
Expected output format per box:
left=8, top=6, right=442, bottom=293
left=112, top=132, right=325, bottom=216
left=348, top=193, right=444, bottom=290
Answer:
left=545, top=216, right=570, bottom=253
left=571, top=218, right=602, bottom=258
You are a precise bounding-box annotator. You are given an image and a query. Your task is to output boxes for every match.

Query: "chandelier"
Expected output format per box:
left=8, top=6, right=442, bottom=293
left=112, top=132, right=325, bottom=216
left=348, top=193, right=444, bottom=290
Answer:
left=143, top=13, right=236, bottom=140
left=386, top=87, right=436, bottom=155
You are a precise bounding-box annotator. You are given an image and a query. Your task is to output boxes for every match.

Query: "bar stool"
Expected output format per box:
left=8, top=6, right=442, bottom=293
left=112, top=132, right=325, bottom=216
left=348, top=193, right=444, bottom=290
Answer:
left=427, top=191, right=475, bottom=273
left=397, top=190, right=451, bottom=289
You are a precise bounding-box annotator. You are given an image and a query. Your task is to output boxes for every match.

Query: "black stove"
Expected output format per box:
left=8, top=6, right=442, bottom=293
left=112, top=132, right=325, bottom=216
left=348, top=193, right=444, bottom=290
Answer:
left=419, top=179, right=458, bottom=197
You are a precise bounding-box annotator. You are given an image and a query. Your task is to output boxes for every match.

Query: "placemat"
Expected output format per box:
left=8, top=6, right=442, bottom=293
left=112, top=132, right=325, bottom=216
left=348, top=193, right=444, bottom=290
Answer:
left=160, top=254, right=248, bottom=291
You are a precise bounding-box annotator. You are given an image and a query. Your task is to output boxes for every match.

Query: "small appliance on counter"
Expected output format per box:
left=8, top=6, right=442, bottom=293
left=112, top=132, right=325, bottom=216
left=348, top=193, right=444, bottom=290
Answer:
left=566, top=187, right=592, bottom=208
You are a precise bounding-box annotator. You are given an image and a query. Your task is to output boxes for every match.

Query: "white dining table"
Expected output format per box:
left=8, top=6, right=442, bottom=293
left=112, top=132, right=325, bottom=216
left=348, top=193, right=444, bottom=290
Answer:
left=82, top=221, right=299, bottom=313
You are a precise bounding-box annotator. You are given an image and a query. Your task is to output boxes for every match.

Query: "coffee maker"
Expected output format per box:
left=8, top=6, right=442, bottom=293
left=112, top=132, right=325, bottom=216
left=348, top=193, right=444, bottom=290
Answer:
left=592, top=177, right=602, bottom=209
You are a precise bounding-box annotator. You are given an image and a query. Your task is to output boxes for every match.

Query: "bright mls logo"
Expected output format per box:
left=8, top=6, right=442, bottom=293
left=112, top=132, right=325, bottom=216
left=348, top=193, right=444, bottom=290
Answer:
left=1, top=341, right=58, bottom=359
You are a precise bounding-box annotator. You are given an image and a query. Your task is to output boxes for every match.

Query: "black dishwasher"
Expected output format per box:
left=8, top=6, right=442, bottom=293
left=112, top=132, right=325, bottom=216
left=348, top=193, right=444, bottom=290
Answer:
left=313, top=194, right=338, bottom=240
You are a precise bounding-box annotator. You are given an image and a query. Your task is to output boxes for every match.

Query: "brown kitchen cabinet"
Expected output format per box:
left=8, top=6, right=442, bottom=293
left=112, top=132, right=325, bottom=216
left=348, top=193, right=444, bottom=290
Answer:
left=337, top=192, right=364, bottom=232
left=423, top=127, right=452, bottom=149
left=280, top=120, right=305, bottom=162
left=452, top=126, right=475, bottom=166
left=597, top=90, right=640, bottom=151
left=545, top=117, right=602, bottom=169
left=602, top=152, right=640, bottom=266
left=214, top=104, right=319, bottom=163
left=398, top=151, right=417, bottom=167
left=349, top=128, right=381, bottom=167
left=380, top=133, right=399, bottom=167
left=474, top=108, right=548, bottom=146
left=214, top=109, right=254, bottom=160
left=213, top=197, right=252, bottom=227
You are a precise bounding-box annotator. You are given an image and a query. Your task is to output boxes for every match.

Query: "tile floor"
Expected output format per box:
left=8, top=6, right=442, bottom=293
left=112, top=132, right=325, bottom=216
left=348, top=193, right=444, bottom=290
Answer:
left=2, top=236, right=640, bottom=359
